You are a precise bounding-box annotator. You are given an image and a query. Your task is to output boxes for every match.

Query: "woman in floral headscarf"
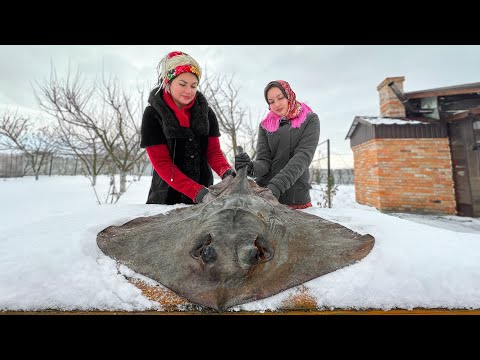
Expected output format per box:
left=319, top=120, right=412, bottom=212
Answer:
left=235, top=80, right=320, bottom=209
left=140, top=51, right=234, bottom=205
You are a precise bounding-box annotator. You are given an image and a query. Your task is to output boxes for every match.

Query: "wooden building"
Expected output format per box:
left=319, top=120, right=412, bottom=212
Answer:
left=345, top=77, right=480, bottom=217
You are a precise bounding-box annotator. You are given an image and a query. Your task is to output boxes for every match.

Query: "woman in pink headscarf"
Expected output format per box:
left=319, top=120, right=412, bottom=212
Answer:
left=235, top=80, right=320, bottom=209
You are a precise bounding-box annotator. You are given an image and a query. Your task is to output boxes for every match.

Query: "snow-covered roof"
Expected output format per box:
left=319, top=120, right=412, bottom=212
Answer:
left=359, top=117, right=424, bottom=125
left=345, top=116, right=431, bottom=139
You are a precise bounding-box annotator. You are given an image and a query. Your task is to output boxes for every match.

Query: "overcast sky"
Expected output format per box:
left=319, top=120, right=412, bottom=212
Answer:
left=1, top=45, right=480, bottom=167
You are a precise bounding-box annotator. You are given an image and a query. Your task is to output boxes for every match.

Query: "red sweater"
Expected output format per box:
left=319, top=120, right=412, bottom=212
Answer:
left=146, top=137, right=232, bottom=201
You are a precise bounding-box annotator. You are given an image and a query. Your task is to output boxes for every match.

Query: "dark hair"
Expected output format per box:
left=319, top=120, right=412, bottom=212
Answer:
left=264, top=81, right=288, bottom=103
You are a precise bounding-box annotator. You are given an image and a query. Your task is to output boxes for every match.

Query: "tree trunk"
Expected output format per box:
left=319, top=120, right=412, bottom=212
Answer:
left=120, top=172, right=127, bottom=193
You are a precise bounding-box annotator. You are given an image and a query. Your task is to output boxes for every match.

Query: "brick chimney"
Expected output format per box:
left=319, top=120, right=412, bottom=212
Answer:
left=377, top=76, right=406, bottom=117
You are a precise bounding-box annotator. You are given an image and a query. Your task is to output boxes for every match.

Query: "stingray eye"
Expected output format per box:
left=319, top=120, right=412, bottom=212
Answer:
left=191, top=234, right=213, bottom=260
left=244, top=247, right=260, bottom=265
left=201, top=245, right=217, bottom=263
left=241, top=236, right=273, bottom=267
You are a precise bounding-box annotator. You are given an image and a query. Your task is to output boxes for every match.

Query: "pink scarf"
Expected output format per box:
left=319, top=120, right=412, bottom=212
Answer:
left=260, top=102, right=313, bottom=133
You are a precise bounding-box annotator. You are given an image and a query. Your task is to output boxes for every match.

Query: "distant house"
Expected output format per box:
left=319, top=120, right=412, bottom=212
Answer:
left=345, top=77, right=480, bottom=217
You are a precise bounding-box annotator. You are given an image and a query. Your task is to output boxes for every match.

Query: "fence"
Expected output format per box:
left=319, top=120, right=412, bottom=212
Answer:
left=0, top=152, right=152, bottom=178
left=310, top=168, right=354, bottom=185
left=1, top=151, right=354, bottom=184
left=0, top=153, right=25, bottom=177
left=310, top=139, right=354, bottom=185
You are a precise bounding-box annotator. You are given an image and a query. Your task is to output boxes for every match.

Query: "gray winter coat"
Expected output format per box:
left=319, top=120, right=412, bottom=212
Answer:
left=252, top=112, right=320, bottom=206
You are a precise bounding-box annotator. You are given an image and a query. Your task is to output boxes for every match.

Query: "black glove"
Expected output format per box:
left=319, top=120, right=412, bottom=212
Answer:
left=194, top=187, right=210, bottom=204
left=235, top=152, right=252, bottom=171
left=221, top=168, right=236, bottom=179
left=267, top=183, right=281, bottom=199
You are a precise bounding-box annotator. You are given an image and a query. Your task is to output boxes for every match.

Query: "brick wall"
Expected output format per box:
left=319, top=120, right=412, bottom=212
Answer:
left=377, top=76, right=406, bottom=117
left=353, top=138, right=456, bottom=214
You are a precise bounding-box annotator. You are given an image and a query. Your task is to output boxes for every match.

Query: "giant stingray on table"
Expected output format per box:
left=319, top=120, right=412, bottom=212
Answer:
left=97, top=151, right=374, bottom=311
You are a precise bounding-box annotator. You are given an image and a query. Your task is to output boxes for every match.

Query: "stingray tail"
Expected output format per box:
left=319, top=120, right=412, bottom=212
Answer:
left=230, top=146, right=252, bottom=195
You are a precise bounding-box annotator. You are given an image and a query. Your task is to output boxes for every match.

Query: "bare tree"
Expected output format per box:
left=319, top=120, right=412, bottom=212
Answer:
left=50, top=114, right=108, bottom=186
left=0, top=109, right=56, bottom=180
left=201, top=72, right=247, bottom=157
left=237, top=108, right=266, bottom=160
left=34, top=65, right=107, bottom=188
left=98, top=74, right=146, bottom=194
left=336, top=168, right=344, bottom=185
left=132, top=151, right=151, bottom=180
left=335, top=168, right=354, bottom=185
left=33, top=65, right=145, bottom=199
left=309, top=166, right=323, bottom=185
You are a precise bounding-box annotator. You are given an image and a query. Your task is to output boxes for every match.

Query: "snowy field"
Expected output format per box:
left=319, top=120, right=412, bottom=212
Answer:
left=1, top=175, right=479, bottom=312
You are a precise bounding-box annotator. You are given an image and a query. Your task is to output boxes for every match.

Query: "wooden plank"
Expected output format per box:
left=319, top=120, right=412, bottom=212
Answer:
left=3, top=309, right=480, bottom=315
left=406, top=86, right=480, bottom=99
left=444, top=107, right=480, bottom=122
left=4, top=280, right=478, bottom=315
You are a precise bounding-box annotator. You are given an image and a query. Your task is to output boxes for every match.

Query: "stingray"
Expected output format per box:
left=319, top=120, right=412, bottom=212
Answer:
left=97, top=153, right=375, bottom=311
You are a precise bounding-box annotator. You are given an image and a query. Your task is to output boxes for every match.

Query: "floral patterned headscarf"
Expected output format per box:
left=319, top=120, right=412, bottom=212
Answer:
left=157, top=51, right=202, bottom=91
left=264, top=80, right=302, bottom=120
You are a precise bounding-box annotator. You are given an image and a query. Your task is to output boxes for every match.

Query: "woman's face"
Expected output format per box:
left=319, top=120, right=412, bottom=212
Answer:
left=169, top=72, right=199, bottom=108
left=266, top=87, right=288, bottom=117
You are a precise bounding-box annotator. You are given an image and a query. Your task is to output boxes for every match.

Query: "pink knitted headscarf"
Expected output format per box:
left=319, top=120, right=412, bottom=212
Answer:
left=261, top=80, right=312, bottom=133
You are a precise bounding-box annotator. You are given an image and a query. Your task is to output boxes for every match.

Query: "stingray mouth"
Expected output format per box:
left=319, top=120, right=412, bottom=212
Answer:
left=189, top=233, right=273, bottom=268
